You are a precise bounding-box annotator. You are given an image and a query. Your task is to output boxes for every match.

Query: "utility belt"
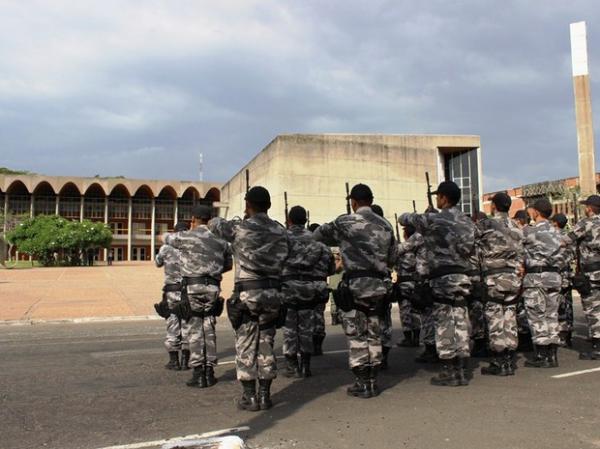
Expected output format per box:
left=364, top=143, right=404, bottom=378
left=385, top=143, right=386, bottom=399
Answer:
left=465, top=269, right=480, bottom=277
left=396, top=275, right=415, bottom=283
left=162, top=283, right=182, bottom=293
left=525, top=266, right=560, bottom=274
left=428, top=265, right=468, bottom=280
left=332, top=279, right=389, bottom=317
left=281, top=274, right=328, bottom=283
left=226, top=293, right=284, bottom=331
left=433, top=298, right=468, bottom=307
left=183, top=276, right=221, bottom=288
left=343, top=270, right=389, bottom=281
left=582, top=261, right=600, bottom=273
left=482, top=267, right=516, bottom=277
left=234, top=278, right=281, bottom=293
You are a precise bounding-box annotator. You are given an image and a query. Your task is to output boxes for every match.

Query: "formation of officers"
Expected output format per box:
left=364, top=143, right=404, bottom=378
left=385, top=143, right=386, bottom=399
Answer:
left=154, top=180, right=600, bottom=412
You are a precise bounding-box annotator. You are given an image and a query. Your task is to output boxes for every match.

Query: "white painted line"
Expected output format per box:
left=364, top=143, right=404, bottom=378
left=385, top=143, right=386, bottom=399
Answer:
left=94, top=426, right=250, bottom=449
left=552, top=366, right=600, bottom=379
left=0, top=315, right=162, bottom=326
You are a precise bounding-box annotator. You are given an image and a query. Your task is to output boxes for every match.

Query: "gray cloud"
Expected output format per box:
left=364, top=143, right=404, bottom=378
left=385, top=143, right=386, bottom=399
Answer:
left=1, top=0, right=599, bottom=192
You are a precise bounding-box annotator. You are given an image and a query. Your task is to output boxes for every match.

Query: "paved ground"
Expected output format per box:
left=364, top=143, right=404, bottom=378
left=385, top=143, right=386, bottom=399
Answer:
left=2, top=315, right=600, bottom=449
left=0, top=263, right=234, bottom=322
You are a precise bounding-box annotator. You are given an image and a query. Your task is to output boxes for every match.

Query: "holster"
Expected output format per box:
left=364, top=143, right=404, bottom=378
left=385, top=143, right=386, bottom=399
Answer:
left=573, top=273, right=592, bottom=296
left=411, top=282, right=433, bottom=311
left=153, top=298, right=171, bottom=319
left=226, top=293, right=246, bottom=330
left=172, top=288, right=192, bottom=321
left=332, top=281, right=354, bottom=313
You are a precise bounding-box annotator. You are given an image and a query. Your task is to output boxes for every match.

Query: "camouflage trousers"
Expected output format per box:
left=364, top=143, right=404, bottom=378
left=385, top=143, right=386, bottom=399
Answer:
left=433, top=304, right=471, bottom=359
left=469, top=300, right=487, bottom=340
left=188, top=315, right=217, bottom=367
left=581, top=287, right=600, bottom=339
left=399, top=299, right=421, bottom=331
left=380, top=302, right=393, bottom=348
left=314, top=303, right=326, bottom=337
left=516, top=296, right=530, bottom=333
left=283, top=306, right=315, bottom=356
left=522, top=287, right=560, bottom=346
left=421, top=307, right=436, bottom=345
left=165, top=291, right=190, bottom=352
left=558, top=289, right=574, bottom=333
left=235, top=288, right=281, bottom=381
left=484, top=304, right=518, bottom=352
left=341, top=296, right=384, bottom=368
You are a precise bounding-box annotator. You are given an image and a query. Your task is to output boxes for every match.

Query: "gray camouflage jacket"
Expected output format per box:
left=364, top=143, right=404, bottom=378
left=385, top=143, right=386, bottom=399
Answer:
left=155, top=244, right=182, bottom=285
left=566, top=213, right=600, bottom=281
left=523, top=219, right=562, bottom=289
left=476, top=212, right=524, bottom=271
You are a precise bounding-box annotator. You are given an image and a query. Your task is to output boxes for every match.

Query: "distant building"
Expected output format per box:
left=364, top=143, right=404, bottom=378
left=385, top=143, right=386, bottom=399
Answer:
left=483, top=173, right=600, bottom=220
left=0, top=174, right=221, bottom=262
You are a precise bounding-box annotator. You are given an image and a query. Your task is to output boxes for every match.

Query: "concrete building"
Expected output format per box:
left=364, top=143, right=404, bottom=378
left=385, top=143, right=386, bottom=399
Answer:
left=0, top=174, right=221, bottom=262
left=220, top=134, right=483, bottom=225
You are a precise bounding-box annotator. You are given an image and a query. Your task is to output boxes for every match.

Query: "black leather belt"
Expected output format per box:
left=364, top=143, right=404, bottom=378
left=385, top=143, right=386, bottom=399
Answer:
left=396, top=275, right=415, bottom=283
left=465, top=269, right=480, bottom=277
left=429, top=266, right=468, bottom=280
left=526, top=266, right=560, bottom=274
left=184, top=276, right=220, bottom=287
left=163, top=283, right=182, bottom=292
left=344, top=270, right=388, bottom=281
left=281, top=274, right=327, bottom=283
left=235, top=279, right=281, bottom=292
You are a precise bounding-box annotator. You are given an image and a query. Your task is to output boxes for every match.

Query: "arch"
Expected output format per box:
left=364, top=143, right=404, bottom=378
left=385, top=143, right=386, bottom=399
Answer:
left=109, top=184, right=130, bottom=198
left=84, top=183, right=106, bottom=198
left=158, top=185, right=177, bottom=199
left=58, top=182, right=81, bottom=197
left=33, top=181, right=56, bottom=196
left=7, top=180, right=29, bottom=195
left=180, top=186, right=200, bottom=201
left=203, top=187, right=221, bottom=203
left=133, top=184, right=153, bottom=198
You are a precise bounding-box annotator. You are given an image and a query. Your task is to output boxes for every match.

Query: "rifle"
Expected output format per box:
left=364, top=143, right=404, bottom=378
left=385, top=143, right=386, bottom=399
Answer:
left=573, top=193, right=581, bottom=273
left=412, top=200, right=417, bottom=213
left=425, top=172, right=434, bottom=209
left=394, top=213, right=400, bottom=242
left=307, top=210, right=310, bottom=227
left=284, top=192, right=289, bottom=228
left=345, top=182, right=351, bottom=214
left=245, top=169, right=250, bottom=194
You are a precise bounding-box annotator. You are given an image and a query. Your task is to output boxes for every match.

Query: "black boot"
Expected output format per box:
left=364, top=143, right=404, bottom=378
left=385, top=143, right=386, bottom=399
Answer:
left=504, top=349, right=516, bottom=375
left=430, top=358, right=460, bottom=387
left=565, top=331, right=573, bottom=348
left=415, top=344, right=439, bottom=363
left=369, top=365, right=380, bottom=397
left=237, top=380, right=259, bottom=412
left=397, top=331, right=416, bottom=347
left=180, top=349, right=190, bottom=370
left=347, top=366, right=371, bottom=398
left=300, top=352, right=312, bottom=378
left=471, top=338, right=488, bottom=358
left=313, top=335, right=324, bottom=356
left=579, top=338, right=600, bottom=360
left=524, top=345, right=551, bottom=368
left=186, top=365, right=207, bottom=388
left=165, top=351, right=181, bottom=370
left=517, top=332, right=533, bottom=352
left=548, top=344, right=559, bottom=368
left=481, top=351, right=508, bottom=376
left=205, top=365, right=218, bottom=387
left=381, top=346, right=390, bottom=370
left=284, top=354, right=301, bottom=378
left=258, top=379, right=273, bottom=410
left=412, top=329, right=421, bottom=346
left=457, top=357, right=470, bottom=385
left=558, top=331, right=569, bottom=348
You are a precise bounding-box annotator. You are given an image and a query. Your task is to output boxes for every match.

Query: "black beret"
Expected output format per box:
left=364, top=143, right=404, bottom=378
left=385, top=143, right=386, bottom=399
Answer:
left=580, top=195, right=600, bottom=208
left=432, top=181, right=461, bottom=204
left=371, top=204, right=384, bottom=217
left=174, top=221, right=189, bottom=232
left=532, top=198, right=553, bottom=218
left=513, top=210, right=529, bottom=221
left=492, top=192, right=512, bottom=211
left=348, top=183, right=374, bottom=202
left=289, top=205, right=307, bottom=225
left=191, top=205, right=213, bottom=220
left=245, top=186, right=271, bottom=207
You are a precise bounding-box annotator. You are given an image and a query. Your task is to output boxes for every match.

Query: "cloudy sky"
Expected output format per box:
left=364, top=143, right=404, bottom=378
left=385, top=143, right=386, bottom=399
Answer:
left=1, top=0, right=600, bottom=192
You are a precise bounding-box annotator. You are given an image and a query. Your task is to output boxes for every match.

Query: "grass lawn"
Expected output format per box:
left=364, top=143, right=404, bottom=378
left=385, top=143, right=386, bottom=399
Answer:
left=1, top=260, right=42, bottom=269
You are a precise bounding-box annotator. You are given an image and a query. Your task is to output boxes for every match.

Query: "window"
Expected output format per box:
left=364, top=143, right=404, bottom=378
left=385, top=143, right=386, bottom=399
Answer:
left=443, top=148, right=480, bottom=215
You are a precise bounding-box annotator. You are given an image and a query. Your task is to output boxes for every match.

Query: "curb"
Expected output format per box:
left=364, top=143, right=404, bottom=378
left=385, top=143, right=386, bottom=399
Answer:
left=0, top=315, right=162, bottom=326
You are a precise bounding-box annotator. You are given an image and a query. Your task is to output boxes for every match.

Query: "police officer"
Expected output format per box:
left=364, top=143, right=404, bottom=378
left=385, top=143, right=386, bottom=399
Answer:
left=281, top=207, right=334, bottom=377
left=308, top=222, right=331, bottom=356
left=477, top=193, right=524, bottom=376
left=400, top=181, right=475, bottom=387
left=156, top=221, right=190, bottom=371
left=314, top=184, right=396, bottom=399
left=564, top=195, right=600, bottom=360
left=522, top=198, right=563, bottom=368
left=163, top=206, right=232, bottom=387
left=209, top=186, right=289, bottom=411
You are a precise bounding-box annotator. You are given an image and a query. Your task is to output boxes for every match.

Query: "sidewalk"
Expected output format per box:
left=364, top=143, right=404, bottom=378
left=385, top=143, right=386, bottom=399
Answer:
left=0, top=262, right=235, bottom=324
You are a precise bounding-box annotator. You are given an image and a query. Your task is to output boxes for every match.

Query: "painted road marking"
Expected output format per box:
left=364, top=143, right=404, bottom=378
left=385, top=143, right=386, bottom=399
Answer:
left=94, top=426, right=250, bottom=449
left=552, top=366, right=600, bottom=379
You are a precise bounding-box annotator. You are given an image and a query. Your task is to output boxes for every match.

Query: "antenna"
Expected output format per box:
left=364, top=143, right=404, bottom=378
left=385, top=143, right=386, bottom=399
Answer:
left=199, top=152, right=204, bottom=182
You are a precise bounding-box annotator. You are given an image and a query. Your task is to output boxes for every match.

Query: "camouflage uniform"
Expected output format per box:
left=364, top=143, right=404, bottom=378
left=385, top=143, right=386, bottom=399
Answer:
left=566, top=214, right=600, bottom=341
left=281, top=225, right=334, bottom=358
left=312, top=241, right=336, bottom=352
left=522, top=221, right=563, bottom=347
left=554, top=228, right=575, bottom=338
left=467, top=247, right=487, bottom=347
left=476, top=212, right=524, bottom=354
left=395, top=233, right=423, bottom=333
left=400, top=207, right=475, bottom=361
left=209, top=214, right=289, bottom=381
left=155, top=244, right=189, bottom=353
left=314, top=207, right=396, bottom=370
left=164, top=226, right=232, bottom=368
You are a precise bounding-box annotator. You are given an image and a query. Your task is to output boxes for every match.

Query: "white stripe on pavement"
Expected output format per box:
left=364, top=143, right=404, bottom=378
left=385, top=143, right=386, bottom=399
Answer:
left=94, top=426, right=250, bottom=449
left=552, top=366, right=600, bottom=379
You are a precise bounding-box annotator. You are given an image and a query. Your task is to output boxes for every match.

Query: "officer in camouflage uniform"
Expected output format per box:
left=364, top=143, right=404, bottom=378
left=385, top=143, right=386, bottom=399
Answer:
left=513, top=209, right=533, bottom=351
left=394, top=225, right=422, bottom=349
left=477, top=193, right=524, bottom=376
left=308, top=222, right=330, bottom=356
left=164, top=206, right=232, bottom=388
left=314, top=184, right=396, bottom=399
left=282, top=206, right=335, bottom=378
left=551, top=213, right=575, bottom=348
left=468, top=212, right=488, bottom=358
left=209, top=186, right=289, bottom=411
left=522, top=198, right=563, bottom=368
left=564, top=195, right=600, bottom=360
left=156, top=221, right=190, bottom=371
left=400, top=181, right=475, bottom=387
left=328, top=249, right=344, bottom=325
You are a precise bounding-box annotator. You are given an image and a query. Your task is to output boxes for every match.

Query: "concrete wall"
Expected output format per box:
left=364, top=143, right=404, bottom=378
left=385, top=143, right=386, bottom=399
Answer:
left=221, top=134, right=481, bottom=226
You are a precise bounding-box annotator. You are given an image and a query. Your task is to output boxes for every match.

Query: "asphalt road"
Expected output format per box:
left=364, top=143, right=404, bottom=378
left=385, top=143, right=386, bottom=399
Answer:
left=1, top=314, right=600, bottom=449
